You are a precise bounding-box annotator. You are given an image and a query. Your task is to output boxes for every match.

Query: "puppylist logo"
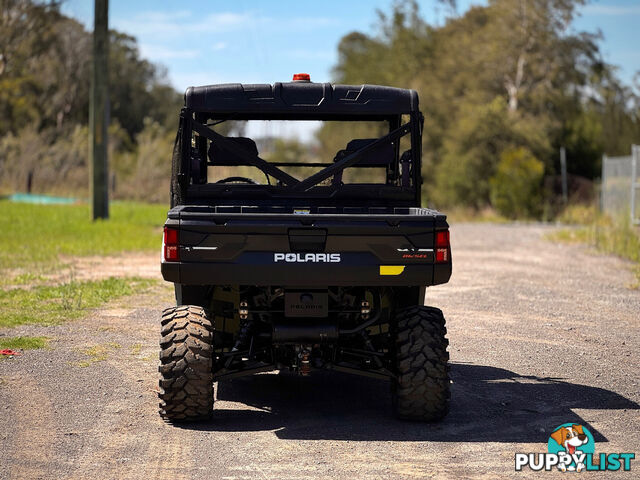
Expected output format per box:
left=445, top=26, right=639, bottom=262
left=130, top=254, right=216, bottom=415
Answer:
left=515, top=423, right=635, bottom=473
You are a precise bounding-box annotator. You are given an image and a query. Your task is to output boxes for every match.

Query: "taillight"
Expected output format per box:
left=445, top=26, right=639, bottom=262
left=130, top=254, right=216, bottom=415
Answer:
left=435, top=230, right=449, bottom=247
left=435, top=229, right=450, bottom=263
left=163, top=226, right=179, bottom=262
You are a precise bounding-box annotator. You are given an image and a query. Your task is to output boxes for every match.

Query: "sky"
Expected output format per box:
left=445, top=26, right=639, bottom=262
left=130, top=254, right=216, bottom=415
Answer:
left=62, top=0, right=640, bottom=140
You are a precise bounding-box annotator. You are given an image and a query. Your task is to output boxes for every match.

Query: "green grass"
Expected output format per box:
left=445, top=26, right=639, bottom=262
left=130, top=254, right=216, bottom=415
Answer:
left=0, top=277, right=155, bottom=328
left=555, top=204, right=599, bottom=225
left=0, top=201, right=167, bottom=270
left=0, top=336, right=49, bottom=350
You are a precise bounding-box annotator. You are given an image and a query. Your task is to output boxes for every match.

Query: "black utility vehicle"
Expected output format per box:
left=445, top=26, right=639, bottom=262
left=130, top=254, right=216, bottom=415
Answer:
left=159, top=74, right=452, bottom=422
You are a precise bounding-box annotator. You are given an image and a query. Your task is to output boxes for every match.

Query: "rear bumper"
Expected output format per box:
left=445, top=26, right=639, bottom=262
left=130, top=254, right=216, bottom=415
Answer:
left=162, top=261, right=451, bottom=287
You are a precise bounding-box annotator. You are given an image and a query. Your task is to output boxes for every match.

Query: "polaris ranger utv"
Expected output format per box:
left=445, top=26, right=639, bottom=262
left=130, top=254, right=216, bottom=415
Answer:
left=159, top=74, right=452, bottom=422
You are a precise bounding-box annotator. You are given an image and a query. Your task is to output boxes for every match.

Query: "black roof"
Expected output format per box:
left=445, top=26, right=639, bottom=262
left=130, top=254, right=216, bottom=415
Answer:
left=184, top=82, right=419, bottom=120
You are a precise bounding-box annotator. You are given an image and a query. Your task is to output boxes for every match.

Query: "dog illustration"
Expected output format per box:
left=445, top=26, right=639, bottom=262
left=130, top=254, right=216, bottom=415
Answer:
left=550, top=424, right=589, bottom=472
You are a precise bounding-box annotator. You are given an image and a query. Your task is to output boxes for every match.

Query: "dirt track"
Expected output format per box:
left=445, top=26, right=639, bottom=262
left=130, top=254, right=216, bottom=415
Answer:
left=1, top=223, right=639, bottom=479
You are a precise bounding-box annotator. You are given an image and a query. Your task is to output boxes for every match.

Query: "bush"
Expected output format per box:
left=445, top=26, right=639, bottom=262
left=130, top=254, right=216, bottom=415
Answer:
left=0, top=119, right=172, bottom=203
left=112, top=119, right=173, bottom=203
left=489, top=147, right=544, bottom=219
left=0, top=125, right=89, bottom=196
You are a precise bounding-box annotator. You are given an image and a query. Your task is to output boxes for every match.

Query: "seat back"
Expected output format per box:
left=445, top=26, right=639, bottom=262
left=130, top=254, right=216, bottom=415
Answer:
left=208, top=137, right=259, bottom=166
left=334, top=138, right=394, bottom=167
left=332, top=138, right=394, bottom=185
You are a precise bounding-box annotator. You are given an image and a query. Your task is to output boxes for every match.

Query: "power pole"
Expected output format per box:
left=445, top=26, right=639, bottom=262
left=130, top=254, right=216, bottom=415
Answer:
left=632, top=145, right=638, bottom=225
left=90, top=0, right=109, bottom=220
left=601, top=154, right=607, bottom=212
left=560, top=146, right=567, bottom=205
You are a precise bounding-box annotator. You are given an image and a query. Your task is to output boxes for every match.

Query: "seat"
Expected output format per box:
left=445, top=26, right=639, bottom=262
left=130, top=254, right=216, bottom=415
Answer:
left=332, top=138, right=394, bottom=185
left=208, top=137, right=259, bottom=166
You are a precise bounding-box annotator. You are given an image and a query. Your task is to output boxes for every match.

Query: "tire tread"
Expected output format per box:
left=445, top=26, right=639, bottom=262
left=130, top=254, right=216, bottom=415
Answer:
left=158, top=305, right=214, bottom=422
left=393, top=305, right=450, bottom=421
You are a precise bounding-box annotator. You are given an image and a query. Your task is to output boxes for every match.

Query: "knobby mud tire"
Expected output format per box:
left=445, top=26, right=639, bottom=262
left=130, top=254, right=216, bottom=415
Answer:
left=392, top=305, right=450, bottom=421
left=158, top=305, right=214, bottom=422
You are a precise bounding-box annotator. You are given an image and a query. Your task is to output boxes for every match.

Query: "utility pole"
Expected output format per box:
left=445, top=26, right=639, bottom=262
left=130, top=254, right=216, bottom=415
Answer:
left=601, top=154, right=607, bottom=213
left=632, top=145, right=638, bottom=225
left=90, top=0, right=109, bottom=220
left=560, top=146, right=568, bottom=205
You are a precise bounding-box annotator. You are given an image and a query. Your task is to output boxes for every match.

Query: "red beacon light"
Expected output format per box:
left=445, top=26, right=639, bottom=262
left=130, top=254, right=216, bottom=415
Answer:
left=292, top=73, right=311, bottom=82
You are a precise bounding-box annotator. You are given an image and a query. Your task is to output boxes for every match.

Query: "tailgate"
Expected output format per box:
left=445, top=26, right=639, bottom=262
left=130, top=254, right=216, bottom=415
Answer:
left=161, top=207, right=451, bottom=287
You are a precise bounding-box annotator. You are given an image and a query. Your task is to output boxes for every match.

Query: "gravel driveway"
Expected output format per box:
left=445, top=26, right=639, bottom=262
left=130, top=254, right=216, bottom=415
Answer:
left=1, top=223, right=638, bottom=479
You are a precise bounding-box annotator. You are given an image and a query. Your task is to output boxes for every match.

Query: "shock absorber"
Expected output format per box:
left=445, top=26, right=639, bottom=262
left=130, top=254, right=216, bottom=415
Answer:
left=225, top=300, right=255, bottom=369
left=232, top=300, right=253, bottom=351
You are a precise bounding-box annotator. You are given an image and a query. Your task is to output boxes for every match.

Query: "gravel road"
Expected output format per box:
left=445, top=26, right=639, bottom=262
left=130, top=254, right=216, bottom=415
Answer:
left=1, top=223, right=639, bottom=479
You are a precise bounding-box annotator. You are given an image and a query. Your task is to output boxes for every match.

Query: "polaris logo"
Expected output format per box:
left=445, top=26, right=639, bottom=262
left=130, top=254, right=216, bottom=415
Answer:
left=274, top=253, right=341, bottom=263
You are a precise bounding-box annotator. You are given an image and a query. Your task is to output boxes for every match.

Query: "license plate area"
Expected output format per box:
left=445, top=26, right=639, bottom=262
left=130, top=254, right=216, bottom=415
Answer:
left=284, top=289, right=328, bottom=318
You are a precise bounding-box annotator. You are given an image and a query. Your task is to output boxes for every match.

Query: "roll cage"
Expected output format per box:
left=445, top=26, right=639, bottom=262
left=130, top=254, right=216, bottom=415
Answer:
left=171, top=82, right=424, bottom=207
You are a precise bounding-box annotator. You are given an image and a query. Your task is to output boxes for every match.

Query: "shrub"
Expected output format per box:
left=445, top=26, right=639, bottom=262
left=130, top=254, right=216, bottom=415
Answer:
left=113, top=119, right=173, bottom=203
left=489, top=147, right=544, bottom=219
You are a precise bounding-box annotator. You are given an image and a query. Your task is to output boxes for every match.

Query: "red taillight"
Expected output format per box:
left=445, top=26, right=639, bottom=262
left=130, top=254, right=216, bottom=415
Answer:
left=292, top=73, right=311, bottom=82
left=435, top=230, right=450, bottom=263
left=163, top=226, right=179, bottom=262
left=436, top=230, right=449, bottom=248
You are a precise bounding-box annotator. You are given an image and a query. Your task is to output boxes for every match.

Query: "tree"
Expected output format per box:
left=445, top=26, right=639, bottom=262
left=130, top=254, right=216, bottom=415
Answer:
left=0, top=1, right=184, bottom=199
left=0, top=0, right=61, bottom=133
left=431, top=97, right=550, bottom=208
left=326, top=0, right=638, bottom=212
left=108, top=32, right=181, bottom=139
left=0, top=2, right=182, bottom=138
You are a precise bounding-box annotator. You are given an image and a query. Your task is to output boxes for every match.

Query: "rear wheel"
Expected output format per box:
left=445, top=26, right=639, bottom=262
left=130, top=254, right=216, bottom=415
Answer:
left=158, top=305, right=214, bottom=422
left=392, top=305, right=450, bottom=421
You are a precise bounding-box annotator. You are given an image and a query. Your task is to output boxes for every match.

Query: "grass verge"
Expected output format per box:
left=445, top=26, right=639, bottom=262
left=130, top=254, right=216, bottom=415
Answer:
left=549, top=205, right=640, bottom=284
left=0, top=336, right=49, bottom=350
left=0, top=201, right=167, bottom=270
left=0, top=277, right=155, bottom=328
